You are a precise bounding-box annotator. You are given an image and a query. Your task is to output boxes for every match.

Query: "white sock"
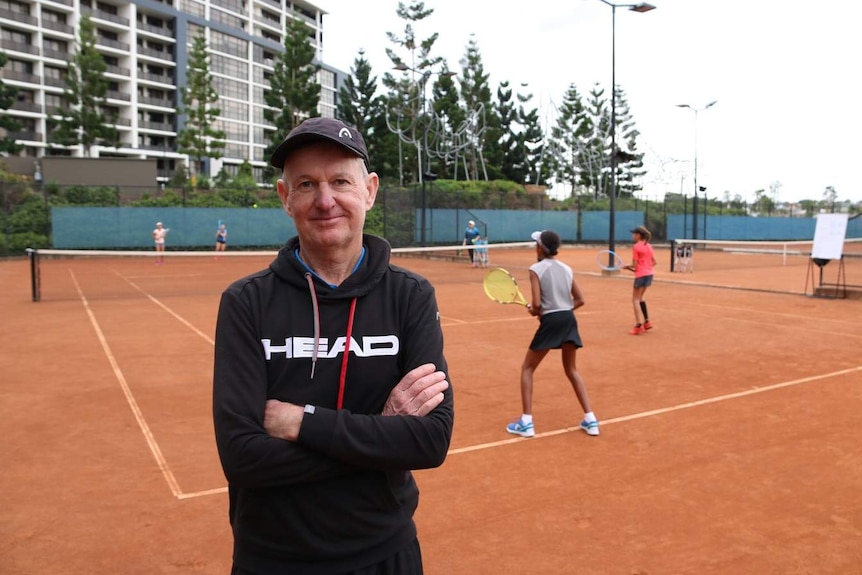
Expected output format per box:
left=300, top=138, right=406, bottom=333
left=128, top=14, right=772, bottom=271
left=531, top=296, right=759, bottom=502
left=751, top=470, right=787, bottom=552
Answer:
left=584, top=412, right=597, bottom=423
left=521, top=414, right=533, bottom=425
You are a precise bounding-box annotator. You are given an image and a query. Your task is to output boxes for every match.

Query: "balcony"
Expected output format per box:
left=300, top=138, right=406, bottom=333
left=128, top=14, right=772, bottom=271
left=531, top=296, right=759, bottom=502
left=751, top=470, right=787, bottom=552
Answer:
left=80, top=7, right=130, bottom=26
left=106, top=90, right=132, bottom=101
left=139, top=120, right=175, bottom=131
left=0, top=8, right=38, bottom=25
left=42, top=47, right=70, bottom=60
left=97, top=37, right=131, bottom=51
left=4, top=41, right=39, bottom=56
left=138, top=71, right=175, bottom=85
left=106, top=64, right=131, bottom=76
left=112, top=118, right=132, bottom=127
left=43, top=76, right=67, bottom=88
left=11, top=101, right=41, bottom=113
left=42, top=0, right=73, bottom=6
left=138, top=22, right=174, bottom=37
left=138, top=95, right=175, bottom=107
left=7, top=130, right=43, bottom=142
left=0, top=70, right=40, bottom=85
left=138, top=143, right=174, bottom=151
left=137, top=46, right=174, bottom=61
left=41, top=19, right=74, bottom=34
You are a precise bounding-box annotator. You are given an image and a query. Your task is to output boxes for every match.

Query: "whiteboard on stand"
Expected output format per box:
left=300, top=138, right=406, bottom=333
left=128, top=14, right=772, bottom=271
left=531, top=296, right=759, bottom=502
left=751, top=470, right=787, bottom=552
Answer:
left=811, top=213, right=848, bottom=260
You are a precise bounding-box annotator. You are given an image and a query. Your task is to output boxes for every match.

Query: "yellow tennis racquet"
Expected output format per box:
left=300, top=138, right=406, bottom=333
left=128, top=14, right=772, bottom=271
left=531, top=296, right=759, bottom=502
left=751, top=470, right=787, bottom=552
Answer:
left=483, top=268, right=528, bottom=306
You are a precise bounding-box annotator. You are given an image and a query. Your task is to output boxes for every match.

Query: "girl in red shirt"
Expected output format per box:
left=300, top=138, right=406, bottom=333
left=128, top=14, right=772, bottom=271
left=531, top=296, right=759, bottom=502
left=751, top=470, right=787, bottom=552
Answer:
left=625, top=226, right=657, bottom=335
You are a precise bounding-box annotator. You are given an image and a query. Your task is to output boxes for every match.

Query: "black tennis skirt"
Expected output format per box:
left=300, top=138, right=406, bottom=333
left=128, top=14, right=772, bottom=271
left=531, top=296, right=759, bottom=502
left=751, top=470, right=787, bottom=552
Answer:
left=530, top=310, right=583, bottom=350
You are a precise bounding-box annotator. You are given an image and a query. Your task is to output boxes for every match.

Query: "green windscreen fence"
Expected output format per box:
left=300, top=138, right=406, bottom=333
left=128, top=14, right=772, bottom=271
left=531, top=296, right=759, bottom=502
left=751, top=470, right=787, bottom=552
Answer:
left=52, top=207, right=296, bottom=249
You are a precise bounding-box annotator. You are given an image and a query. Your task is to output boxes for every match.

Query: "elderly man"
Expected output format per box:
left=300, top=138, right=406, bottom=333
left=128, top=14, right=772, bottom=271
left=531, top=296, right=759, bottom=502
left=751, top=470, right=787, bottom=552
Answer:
left=213, top=117, right=454, bottom=575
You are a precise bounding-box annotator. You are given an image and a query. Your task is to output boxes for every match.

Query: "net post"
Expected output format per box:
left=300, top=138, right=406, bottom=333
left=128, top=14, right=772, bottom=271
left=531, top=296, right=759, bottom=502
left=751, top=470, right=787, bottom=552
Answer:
left=26, top=248, right=41, bottom=302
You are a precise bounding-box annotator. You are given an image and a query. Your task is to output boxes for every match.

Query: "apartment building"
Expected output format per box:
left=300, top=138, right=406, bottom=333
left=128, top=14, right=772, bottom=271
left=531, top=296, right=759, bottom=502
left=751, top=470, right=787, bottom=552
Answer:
left=0, top=0, right=342, bottom=183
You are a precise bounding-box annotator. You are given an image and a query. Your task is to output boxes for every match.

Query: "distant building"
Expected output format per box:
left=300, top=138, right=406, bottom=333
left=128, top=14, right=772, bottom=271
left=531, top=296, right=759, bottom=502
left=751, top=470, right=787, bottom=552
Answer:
left=0, top=0, right=343, bottom=183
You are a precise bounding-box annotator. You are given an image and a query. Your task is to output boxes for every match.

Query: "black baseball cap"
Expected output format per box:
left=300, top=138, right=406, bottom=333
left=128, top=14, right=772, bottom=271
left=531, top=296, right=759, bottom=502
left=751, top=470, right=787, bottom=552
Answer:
left=269, top=117, right=369, bottom=169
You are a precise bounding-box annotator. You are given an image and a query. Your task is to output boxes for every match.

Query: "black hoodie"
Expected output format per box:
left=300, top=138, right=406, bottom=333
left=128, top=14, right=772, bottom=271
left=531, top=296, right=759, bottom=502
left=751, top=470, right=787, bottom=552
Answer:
left=213, top=234, right=454, bottom=574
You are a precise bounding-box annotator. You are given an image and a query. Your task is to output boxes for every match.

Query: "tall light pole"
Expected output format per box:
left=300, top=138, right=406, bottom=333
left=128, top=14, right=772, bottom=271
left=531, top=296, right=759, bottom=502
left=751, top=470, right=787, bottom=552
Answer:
left=676, top=100, right=717, bottom=239
left=597, top=0, right=656, bottom=270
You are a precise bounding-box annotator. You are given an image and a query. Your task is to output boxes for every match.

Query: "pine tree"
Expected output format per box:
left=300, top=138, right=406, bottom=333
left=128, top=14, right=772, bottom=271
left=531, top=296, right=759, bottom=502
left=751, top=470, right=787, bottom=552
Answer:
left=551, top=84, right=593, bottom=198
left=613, top=86, right=644, bottom=198
left=518, top=89, right=548, bottom=186
left=176, top=31, right=225, bottom=179
left=0, top=51, right=23, bottom=154
left=458, top=35, right=495, bottom=181
left=428, top=65, right=462, bottom=180
left=383, top=0, right=443, bottom=185
left=583, top=83, right=611, bottom=198
left=264, top=10, right=321, bottom=167
left=51, top=15, right=118, bottom=155
left=494, top=81, right=519, bottom=182
left=337, top=50, right=401, bottom=181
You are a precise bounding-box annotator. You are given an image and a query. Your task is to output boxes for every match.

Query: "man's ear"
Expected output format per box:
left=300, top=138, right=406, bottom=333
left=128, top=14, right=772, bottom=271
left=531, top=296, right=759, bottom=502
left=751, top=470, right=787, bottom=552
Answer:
left=365, top=172, right=379, bottom=210
left=276, top=179, right=293, bottom=217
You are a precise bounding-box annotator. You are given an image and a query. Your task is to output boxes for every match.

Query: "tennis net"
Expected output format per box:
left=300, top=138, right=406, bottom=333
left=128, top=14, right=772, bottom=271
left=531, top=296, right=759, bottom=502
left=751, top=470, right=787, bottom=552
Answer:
left=669, top=238, right=862, bottom=273
left=26, top=242, right=536, bottom=302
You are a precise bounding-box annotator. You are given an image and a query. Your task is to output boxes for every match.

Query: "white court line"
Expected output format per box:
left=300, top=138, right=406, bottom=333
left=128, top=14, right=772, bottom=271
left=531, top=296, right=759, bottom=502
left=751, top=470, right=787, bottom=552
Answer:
left=178, top=486, right=227, bottom=499
left=70, top=270, right=183, bottom=498
left=114, top=270, right=214, bottom=345
left=448, top=364, right=862, bottom=455
left=178, top=363, right=862, bottom=500
left=95, top=273, right=861, bottom=499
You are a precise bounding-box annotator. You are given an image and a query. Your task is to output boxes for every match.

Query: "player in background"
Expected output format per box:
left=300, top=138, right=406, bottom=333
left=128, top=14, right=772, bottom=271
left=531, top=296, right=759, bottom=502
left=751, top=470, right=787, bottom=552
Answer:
left=215, top=223, right=227, bottom=259
left=152, top=221, right=169, bottom=265
left=625, top=226, right=656, bottom=335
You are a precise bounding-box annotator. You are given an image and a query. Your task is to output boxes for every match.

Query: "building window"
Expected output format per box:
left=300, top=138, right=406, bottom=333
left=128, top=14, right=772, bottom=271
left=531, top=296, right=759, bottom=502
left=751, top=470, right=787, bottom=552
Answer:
left=210, top=29, right=247, bottom=58
left=0, top=0, right=30, bottom=15
left=8, top=58, right=33, bottom=73
left=42, top=9, right=66, bottom=23
left=212, top=76, right=248, bottom=100
left=177, top=0, right=203, bottom=17
left=211, top=53, right=248, bottom=78
left=43, top=65, right=66, bottom=79
left=219, top=98, right=249, bottom=122
left=95, top=1, right=118, bottom=15
left=210, top=7, right=246, bottom=31
left=3, top=29, right=32, bottom=44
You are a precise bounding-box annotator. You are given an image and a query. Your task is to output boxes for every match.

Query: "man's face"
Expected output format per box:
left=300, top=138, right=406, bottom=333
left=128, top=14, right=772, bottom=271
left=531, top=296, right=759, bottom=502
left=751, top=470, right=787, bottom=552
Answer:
left=276, top=142, right=378, bottom=253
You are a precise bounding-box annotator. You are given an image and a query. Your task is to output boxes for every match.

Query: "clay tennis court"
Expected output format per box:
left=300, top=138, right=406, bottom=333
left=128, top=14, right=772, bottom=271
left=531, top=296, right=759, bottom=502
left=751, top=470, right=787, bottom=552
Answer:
left=2, top=244, right=861, bottom=574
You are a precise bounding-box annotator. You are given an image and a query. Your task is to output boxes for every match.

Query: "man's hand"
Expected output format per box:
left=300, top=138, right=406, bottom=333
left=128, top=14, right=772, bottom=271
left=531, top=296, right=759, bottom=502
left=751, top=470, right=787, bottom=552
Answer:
left=264, top=400, right=305, bottom=441
left=382, top=363, right=449, bottom=417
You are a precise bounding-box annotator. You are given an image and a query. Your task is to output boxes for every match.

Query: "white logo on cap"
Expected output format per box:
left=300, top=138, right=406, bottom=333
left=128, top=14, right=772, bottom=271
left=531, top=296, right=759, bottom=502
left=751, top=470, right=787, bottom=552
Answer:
left=338, top=127, right=354, bottom=141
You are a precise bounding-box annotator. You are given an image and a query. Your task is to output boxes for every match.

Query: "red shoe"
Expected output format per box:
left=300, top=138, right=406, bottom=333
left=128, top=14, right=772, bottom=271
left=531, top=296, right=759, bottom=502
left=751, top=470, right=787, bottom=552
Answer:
left=629, top=325, right=645, bottom=335
left=643, top=320, right=653, bottom=331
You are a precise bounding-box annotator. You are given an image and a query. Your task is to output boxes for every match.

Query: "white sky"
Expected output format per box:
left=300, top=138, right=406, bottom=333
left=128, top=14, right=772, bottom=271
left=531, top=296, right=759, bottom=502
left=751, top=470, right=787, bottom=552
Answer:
left=315, top=0, right=862, bottom=204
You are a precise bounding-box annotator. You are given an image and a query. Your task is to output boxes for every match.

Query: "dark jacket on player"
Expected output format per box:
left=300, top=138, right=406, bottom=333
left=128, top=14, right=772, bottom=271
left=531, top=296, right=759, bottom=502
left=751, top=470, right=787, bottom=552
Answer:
left=213, top=233, right=454, bottom=574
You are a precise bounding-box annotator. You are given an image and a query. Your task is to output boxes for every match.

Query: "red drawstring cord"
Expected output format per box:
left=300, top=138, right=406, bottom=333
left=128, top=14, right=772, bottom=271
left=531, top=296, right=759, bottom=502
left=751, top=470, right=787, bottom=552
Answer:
left=336, top=298, right=357, bottom=409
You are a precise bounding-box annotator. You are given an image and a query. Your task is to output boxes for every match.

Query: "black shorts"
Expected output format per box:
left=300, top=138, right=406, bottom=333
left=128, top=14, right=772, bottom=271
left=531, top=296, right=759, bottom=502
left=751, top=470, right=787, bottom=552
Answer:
left=230, top=538, right=423, bottom=575
left=530, top=310, right=583, bottom=350
left=634, top=275, right=653, bottom=288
